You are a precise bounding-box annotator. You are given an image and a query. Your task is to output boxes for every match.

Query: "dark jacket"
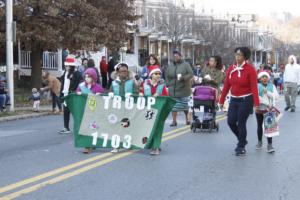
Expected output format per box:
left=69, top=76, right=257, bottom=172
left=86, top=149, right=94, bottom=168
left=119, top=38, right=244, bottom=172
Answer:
left=60, top=70, right=83, bottom=97
left=166, top=60, right=193, bottom=97
left=29, top=92, right=41, bottom=101
left=108, top=58, right=116, bottom=74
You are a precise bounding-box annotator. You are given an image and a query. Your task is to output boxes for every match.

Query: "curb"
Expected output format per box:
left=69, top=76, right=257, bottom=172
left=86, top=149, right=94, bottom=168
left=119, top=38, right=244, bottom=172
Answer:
left=0, top=112, right=53, bottom=122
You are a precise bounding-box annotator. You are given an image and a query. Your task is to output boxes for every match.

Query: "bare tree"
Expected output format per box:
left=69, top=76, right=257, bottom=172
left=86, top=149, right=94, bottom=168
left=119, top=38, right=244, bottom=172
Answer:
left=150, top=1, right=193, bottom=49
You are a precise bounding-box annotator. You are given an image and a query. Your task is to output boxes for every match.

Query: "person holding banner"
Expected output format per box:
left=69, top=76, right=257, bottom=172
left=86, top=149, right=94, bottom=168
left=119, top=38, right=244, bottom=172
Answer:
left=109, top=62, right=138, bottom=153
left=139, top=66, right=168, bottom=155
left=255, top=71, right=279, bottom=153
left=58, top=57, right=83, bottom=134
left=109, top=63, right=138, bottom=97
left=76, top=68, right=105, bottom=154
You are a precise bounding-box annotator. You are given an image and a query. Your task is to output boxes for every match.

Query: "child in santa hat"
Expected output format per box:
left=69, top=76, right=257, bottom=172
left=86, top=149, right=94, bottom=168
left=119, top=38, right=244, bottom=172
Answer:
left=139, top=65, right=168, bottom=155
left=255, top=70, right=279, bottom=153
left=140, top=65, right=168, bottom=97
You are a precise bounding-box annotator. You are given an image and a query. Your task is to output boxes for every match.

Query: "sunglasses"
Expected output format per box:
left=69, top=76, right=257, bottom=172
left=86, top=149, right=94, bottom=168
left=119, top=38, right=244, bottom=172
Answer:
left=153, top=73, right=161, bottom=75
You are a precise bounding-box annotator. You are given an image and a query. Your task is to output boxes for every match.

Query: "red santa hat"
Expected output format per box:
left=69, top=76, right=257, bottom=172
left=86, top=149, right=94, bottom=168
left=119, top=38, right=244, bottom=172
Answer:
left=148, top=65, right=161, bottom=77
left=258, top=70, right=270, bottom=79
left=64, top=57, right=77, bottom=66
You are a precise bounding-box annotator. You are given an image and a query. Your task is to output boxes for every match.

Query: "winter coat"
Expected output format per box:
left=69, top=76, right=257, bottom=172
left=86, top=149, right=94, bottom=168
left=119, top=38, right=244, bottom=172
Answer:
left=108, top=58, right=116, bottom=74
left=257, top=82, right=279, bottom=112
left=165, top=60, right=193, bottom=97
left=110, top=71, right=138, bottom=96
left=284, top=55, right=300, bottom=84
left=60, top=70, right=83, bottom=97
left=100, top=60, right=108, bottom=74
left=200, top=66, right=225, bottom=88
left=140, top=79, right=168, bottom=97
left=45, top=74, right=61, bottom=97
left=29, top=92, right=41, bottom=101
left=76, top=68, right=104, bottom=94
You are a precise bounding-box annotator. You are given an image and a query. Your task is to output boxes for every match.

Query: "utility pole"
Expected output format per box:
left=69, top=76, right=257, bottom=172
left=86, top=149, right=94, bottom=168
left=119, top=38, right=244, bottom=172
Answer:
left=6, top=0, right=14, bottom=111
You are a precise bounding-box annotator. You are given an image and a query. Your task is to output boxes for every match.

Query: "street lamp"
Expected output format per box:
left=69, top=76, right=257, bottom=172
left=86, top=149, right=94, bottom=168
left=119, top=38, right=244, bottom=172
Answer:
left=6, top=0, right=14, bottom=111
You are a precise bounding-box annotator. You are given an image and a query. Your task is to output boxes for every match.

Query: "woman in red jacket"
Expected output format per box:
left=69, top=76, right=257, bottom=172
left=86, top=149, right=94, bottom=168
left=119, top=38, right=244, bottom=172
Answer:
left=219, top=47, right=259, bottom=156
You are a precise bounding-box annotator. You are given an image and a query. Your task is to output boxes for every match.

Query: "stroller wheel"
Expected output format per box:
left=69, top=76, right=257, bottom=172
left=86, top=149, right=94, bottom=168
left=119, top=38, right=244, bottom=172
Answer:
left=209, top=121, right=213, bottom=133
left=192, top=125, right=197, bottom=133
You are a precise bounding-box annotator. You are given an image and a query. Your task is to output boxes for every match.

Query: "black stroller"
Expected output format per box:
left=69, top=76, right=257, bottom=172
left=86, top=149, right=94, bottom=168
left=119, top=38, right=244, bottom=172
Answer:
left=190, top=85, right=219, bottom=133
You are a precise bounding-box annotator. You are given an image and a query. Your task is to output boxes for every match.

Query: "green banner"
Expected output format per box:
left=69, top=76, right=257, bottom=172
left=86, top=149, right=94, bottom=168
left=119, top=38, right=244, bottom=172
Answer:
left=65, top=94, right=175, bottom=149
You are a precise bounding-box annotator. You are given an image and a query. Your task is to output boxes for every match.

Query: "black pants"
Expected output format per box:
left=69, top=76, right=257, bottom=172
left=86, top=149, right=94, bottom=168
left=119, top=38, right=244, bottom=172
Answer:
left=52, top=92, right=62, bottom=110
left=107, top=72, right=113, bottom=89
left=101, top=73, right=107, bottom=89
left=63, top=105, right=70, bottom=130
left=255, top=113, right=272, bottom=144
left=227, top=95, right=253, bottom=148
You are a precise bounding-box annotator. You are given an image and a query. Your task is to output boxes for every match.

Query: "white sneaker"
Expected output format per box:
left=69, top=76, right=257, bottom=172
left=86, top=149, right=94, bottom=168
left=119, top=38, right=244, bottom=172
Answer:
left=58, top=128, right=71, bottom=134
left=110, top=148, right=119, bottom=153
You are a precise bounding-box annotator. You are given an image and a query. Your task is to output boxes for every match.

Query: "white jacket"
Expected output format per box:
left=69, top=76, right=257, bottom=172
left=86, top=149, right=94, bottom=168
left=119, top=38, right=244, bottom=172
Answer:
left=284, top=55, right=300, bottom=84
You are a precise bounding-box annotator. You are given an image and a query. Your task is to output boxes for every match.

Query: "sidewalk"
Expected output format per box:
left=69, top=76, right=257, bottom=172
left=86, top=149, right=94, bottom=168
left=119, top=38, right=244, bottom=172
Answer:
left=0, top=105, right=56, bottom=122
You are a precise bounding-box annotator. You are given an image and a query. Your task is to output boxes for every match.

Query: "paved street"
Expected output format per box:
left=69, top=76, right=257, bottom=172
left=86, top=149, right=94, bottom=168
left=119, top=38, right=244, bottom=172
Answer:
left=0, top=98, right=300, bottom=200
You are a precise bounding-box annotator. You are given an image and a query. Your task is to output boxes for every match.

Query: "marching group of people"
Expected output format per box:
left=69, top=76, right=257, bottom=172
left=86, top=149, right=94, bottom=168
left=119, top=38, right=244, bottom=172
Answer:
left=3, top=46, right=299, bottom=157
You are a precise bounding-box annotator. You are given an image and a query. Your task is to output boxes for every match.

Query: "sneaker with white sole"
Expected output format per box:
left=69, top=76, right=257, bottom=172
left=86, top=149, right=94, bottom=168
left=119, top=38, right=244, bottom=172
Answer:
left=267, top=144, right=275, bottom=153
left=58, top=128, right=71, bottom=134
left=150, top=148, right=160, bottom=155
left=255, top=141, right=263, bottom=150
left=111, top=148, right=119, bottom=153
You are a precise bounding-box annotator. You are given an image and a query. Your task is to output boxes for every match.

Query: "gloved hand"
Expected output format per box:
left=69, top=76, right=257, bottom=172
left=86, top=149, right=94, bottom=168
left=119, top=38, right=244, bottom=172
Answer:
left=125, top=93, right=132, bottom=98
left=108, top=92, right=114, bottom=98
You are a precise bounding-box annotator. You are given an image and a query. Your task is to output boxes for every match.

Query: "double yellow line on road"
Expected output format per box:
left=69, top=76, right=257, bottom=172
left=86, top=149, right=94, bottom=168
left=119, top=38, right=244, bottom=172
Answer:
left=0, top=114, right=227, bottom=200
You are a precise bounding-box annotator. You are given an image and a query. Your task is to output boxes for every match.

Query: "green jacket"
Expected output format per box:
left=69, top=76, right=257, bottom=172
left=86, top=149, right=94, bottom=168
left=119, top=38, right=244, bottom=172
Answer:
left=166, top=61, right=193, bottom=97
left=200, top=66, right=225, bottom=88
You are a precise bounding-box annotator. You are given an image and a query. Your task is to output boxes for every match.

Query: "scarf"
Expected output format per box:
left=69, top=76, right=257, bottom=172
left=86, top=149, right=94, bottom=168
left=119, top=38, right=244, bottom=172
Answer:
left=229, top=61, right=245, bottom=79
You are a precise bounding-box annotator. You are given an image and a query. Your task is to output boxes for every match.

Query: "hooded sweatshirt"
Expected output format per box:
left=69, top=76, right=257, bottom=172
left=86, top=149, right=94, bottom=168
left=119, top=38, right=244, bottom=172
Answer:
left=284, top=55, right=300, bottom=84
left=76, top=68, right=104, bottom=94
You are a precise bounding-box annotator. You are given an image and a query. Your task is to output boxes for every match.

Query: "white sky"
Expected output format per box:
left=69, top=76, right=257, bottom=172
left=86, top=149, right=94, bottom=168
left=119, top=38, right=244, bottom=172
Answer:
left=183, top=0, right=300, bottom=16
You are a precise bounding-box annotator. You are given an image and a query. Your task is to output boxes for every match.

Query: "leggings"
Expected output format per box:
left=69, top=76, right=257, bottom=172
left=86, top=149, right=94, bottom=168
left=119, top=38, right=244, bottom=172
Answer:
left=63, top=105, right=70, bottom=130
left=256, top=113, right=272, bottom=144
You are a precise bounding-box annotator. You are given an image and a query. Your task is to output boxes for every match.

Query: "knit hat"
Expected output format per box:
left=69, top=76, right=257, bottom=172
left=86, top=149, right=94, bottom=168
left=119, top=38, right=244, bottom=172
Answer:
left=258, top=70, right=270, bottom=79
left=114, top=62, right=129, bottom=71
left=84, top=68, right=98, bottom=83
left=64, top=57, right=77, bottom=66
left=32, top=88, right=38, bottom=93
left=148, top=65, right=161, bottom=77
left=173, top=50, right=182, bottom=56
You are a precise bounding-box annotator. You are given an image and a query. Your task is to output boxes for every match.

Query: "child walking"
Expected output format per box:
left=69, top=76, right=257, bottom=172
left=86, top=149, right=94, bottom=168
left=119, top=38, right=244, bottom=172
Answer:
left=139, top=65, right=168, bottom=155
left=76, top=68, right=104, bottom=154
left=256, top=71, right=279, bottom=153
